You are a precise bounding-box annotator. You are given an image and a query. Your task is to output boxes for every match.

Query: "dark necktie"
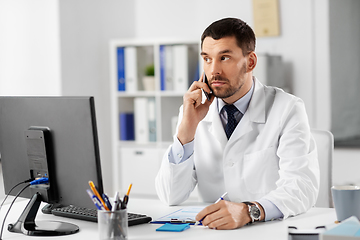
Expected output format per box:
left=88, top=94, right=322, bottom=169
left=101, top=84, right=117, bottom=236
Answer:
left=223, top=104, right=239, bottom=139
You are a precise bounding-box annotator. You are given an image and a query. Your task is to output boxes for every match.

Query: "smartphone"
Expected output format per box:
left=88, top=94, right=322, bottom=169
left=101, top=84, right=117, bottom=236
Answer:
left=201, top=73, right=212, bottom=102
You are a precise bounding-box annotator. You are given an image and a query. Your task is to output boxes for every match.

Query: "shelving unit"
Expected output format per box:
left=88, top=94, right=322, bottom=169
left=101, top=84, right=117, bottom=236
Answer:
left=109, top=39, right=201, bottom=197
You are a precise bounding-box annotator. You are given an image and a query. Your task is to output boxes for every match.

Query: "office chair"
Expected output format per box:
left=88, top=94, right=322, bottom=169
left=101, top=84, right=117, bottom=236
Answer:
left=311, top=129, right=334, bottom=208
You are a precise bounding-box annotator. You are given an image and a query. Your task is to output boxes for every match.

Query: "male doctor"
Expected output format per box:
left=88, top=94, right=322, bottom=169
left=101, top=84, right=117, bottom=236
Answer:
left=155, top=17, right=319, bottom=230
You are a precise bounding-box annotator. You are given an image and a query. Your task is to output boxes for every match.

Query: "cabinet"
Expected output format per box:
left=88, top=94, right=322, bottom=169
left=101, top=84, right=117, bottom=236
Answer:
left=117, top=146, right=163, bottom=198
left=109, top=39, right=201, bottom=196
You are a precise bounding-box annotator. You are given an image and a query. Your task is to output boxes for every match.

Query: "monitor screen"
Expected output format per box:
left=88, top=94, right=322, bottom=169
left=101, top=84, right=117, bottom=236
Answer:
left=0, top=96, right=104, bottom=210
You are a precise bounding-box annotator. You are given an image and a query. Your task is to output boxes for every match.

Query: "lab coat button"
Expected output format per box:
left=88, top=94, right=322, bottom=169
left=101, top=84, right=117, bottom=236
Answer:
left=228, top=162, right=234, bottom=167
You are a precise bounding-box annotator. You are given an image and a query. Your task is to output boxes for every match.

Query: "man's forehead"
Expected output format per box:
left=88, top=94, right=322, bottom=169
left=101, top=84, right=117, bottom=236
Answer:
left=201, top=36, right=242, bottom=55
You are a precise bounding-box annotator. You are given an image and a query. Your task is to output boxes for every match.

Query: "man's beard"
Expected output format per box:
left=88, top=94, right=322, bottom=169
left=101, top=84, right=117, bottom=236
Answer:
left=209, top=64, right=247, bottom=99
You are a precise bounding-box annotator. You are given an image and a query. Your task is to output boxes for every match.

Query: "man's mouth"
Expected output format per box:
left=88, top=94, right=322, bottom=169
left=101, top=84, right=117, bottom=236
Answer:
left=210, top=81, right=227, bottom=87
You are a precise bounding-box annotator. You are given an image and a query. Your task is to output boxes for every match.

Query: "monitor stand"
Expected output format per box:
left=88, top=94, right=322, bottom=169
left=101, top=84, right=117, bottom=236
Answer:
left=8, top=192, right=79, bottom=236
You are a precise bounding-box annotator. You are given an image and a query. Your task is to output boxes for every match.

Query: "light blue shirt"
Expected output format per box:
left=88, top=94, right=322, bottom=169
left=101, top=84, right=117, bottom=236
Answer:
left=168, top=80, right=283, bottom=221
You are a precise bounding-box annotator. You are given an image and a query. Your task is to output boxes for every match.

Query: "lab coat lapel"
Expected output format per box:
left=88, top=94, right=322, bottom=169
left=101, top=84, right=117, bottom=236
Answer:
left=228, top=78, right=266, bottom=143
left=229, top=113, right=252, bottom=143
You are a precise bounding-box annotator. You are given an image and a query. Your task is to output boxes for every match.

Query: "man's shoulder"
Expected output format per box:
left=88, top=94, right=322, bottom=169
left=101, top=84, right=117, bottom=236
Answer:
left=263, top=84, right=301, bottom=103
left=254, top=78, right=300, bottom=103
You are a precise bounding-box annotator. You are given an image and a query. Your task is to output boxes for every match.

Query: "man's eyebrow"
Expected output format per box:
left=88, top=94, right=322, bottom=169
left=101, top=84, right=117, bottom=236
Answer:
left=219, top=49, right=233, bottom=54
left=200, top=49, right=233, bottom=56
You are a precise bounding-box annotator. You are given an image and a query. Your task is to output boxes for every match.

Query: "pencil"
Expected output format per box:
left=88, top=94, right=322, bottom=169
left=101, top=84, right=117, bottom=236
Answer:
left=126, top=184, right=132, bottom=197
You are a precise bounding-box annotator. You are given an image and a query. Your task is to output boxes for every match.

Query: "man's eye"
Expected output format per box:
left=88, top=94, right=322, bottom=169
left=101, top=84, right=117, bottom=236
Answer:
left=204, top=57, right=211, bottom=63
left=221, top=56, right=230, bottom=61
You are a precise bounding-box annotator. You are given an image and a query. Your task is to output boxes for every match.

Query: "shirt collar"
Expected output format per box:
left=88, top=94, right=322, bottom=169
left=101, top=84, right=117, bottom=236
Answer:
left=217, top=78, right=255, bottom=115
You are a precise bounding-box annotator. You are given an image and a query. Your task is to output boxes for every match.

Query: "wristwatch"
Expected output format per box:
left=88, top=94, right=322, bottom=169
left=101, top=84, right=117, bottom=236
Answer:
left=243, top=201, right=261, bottom=223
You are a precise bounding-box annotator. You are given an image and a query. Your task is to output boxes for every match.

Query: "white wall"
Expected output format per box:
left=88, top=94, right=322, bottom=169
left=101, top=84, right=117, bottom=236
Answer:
left=134, top=0, right=254, bottom=41
left=0, top=0, right=61, bottom=95
left=313, top=0, right=331, bottom=131
left=334, top=149, right=360, bottom=185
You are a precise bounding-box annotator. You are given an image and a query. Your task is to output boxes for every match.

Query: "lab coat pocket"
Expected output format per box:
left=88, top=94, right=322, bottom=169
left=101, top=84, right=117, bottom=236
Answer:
left=243, top=146, right=279, bottom=195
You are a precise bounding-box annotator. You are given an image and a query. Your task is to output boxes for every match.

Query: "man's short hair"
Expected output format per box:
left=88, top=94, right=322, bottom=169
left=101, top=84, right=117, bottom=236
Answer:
left=201, top=18, right=256, bottom=56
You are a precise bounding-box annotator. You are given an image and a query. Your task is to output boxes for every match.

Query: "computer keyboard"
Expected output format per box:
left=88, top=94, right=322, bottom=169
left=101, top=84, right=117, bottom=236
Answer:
left=51, top=205, right=152, bottom=226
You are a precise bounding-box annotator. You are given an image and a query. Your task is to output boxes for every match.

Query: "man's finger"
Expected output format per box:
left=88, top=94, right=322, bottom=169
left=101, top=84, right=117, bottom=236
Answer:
left=195, top=202, right=221, bottom=223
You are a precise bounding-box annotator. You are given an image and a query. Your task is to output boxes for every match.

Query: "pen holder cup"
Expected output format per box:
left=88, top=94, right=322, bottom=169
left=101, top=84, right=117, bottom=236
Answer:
left=98, top=209, right=128, bottom=240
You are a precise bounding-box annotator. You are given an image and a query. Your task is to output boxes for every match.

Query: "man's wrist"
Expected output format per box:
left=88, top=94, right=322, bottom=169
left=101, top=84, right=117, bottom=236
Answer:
left=242, top=201, right=263, bottom=223
left=252, top=201, right=265, bottom=221
left=177, top=126, right=195, bottom=145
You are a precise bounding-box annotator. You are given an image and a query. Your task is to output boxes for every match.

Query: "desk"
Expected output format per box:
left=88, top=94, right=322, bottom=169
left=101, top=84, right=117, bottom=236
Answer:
left=0, top=197, right=336, bottom=240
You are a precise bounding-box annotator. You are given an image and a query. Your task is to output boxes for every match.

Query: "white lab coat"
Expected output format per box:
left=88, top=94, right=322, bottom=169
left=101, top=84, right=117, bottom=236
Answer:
left=155, top=78, right=320, bottom=219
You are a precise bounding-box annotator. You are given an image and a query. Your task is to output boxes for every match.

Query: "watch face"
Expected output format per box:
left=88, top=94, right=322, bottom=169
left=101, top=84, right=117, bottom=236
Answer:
left=250, top=205, right=261, bottom=219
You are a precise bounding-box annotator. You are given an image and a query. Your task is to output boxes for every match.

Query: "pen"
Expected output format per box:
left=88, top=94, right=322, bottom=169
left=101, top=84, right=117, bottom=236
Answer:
left=195, top=192, right=228, bottom=225
left=214, top=192, right=228, bottom=203
left=102, top=193, right=113, bottom=210
left=112, top=192, right=121, bottom=211
left=170, top=219, right=197, bottom=224
left=123, top=183, right=132, bottom=204
left=86, top=189, right=104, bottom=210
left=121, top=183, right=132, bottom=209
left=109, top=192, right=120, bottom=238
left=89, top=181, right=110, bottom=211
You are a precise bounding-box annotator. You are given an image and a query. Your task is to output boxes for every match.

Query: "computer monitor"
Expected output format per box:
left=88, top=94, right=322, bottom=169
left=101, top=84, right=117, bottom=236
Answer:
left=0, top=96, right=104, bottom=236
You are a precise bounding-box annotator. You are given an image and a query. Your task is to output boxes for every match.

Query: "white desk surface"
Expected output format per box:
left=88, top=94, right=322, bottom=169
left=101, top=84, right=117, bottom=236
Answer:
left=0, top=197, right=337, bottom=240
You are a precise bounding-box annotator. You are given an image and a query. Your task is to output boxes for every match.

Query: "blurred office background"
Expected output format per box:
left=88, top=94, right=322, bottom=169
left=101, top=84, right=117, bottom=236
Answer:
left=0, top=0, right=359, bottom=195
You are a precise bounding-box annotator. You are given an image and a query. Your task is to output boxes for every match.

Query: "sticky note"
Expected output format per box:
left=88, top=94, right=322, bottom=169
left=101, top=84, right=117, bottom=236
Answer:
left=156, top=223, right=190, bottom=232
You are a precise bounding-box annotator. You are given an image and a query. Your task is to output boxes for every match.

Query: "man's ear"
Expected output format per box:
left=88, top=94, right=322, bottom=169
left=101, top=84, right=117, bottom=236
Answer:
left=247, top=52, right=257, bottom=72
